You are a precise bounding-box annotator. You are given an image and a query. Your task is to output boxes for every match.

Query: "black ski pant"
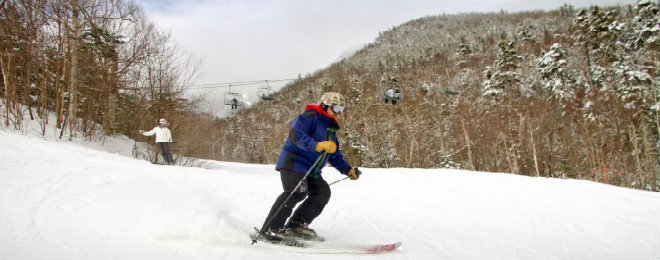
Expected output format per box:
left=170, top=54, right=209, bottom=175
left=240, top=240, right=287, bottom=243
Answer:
left=157, top=142, right=174, bottom=164
left=262, top=169, right=331, bottom=231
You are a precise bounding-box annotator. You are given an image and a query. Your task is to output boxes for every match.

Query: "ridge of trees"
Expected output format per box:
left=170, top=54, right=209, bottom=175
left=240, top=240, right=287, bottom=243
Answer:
left=208, top=1, right=659, bottom=191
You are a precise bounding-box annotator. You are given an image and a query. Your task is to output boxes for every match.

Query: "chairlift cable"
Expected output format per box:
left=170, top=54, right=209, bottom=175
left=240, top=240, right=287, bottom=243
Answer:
left=183, top=63, right=450, bottom=90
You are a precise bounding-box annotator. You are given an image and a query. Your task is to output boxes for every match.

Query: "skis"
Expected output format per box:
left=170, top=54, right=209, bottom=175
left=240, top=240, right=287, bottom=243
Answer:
left=250, top=228, right=402, bottom=254
left=256, top=240, right=402, bottom=254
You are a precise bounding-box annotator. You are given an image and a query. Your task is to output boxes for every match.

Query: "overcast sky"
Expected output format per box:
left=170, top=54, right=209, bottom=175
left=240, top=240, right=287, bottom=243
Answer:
left=133, top=0, right=639, bottom=114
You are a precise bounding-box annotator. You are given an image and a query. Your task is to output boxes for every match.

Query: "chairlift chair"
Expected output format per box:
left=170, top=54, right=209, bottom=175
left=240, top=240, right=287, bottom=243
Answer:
left=258, top=84, right=275, bottom=101
left=224, top=92, right=243, bottom=109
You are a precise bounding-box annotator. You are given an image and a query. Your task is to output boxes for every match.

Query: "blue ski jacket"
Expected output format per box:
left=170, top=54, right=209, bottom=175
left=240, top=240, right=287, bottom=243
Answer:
left=275, top=105, right=352, bottom=178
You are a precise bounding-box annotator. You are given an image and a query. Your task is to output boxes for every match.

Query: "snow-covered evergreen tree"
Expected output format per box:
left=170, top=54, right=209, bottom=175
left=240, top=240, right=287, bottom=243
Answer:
left=537, top=43, right=575, bottom=102
left=627, top=0, right=660, bottom=50
left=455, top=36, right=473, bottom=68
left=573, top=6, right=623, bottom=65
left=482, top=33, right=523, bottom=98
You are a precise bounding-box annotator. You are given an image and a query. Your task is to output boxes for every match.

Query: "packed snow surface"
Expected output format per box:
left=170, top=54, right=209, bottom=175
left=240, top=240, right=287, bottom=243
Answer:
left=1, top=129, right=659, bottom=259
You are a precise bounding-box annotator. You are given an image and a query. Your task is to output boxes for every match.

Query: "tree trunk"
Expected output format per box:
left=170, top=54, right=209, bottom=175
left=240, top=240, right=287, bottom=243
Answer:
left=1, top=53, right=11, bottom=127
left=528, top=120, right=540, bottom=177
left=67, top=0, right=79, bottom=140
left=460, top=117, right=475, bottom=170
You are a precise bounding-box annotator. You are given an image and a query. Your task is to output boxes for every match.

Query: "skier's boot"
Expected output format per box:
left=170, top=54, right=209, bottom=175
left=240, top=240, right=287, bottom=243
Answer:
left=253, top=227, right=306, bottom=247
left=285, top=221, right=318, bottom=240
left=261, top=228, right=288, bottom=242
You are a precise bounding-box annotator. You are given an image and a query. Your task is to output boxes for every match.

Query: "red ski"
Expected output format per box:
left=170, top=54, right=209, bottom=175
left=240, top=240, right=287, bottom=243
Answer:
left=365, top=242, right=402, bottom=254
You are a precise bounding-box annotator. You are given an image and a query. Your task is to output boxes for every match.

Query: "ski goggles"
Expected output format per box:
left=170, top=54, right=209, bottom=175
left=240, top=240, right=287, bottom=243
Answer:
left=331, top=104, right=345, bottom=115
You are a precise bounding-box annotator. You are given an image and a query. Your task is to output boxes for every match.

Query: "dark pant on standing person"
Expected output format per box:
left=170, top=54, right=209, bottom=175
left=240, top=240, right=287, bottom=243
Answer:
left=262, top=169, right=331, bottom=231
left=158, top=142, right=174, bottom=164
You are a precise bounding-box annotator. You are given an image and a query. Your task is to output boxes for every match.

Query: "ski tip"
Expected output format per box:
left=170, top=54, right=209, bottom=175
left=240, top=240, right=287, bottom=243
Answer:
left=366, top=242, right=402, bottom=254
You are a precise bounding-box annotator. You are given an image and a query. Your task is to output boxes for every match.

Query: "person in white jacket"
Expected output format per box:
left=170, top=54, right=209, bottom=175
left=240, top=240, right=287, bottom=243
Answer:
left=384, top=88, right=394, bottom=104
left=140, top=118, right=174, bottom=165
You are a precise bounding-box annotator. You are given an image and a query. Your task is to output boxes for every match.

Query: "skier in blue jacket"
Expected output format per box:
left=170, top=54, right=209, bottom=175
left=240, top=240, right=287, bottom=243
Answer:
left=260, top=92, right=361, bottom=241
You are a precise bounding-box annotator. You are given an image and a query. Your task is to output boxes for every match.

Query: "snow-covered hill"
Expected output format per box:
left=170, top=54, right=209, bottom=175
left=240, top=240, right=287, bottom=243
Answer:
left=1, top=129, right=659, bottom=259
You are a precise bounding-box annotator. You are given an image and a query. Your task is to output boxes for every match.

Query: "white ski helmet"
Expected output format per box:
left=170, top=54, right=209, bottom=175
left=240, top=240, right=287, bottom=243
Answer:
left=320, top=92, right=345, bottom=107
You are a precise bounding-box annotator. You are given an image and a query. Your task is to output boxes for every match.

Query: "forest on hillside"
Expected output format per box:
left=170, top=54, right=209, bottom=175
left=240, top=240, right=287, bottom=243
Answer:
left=2, top=1, right=659, bottom=191
left=0, top=0, right=199, bottom=140
left=206, top=1, right=660, bottom=191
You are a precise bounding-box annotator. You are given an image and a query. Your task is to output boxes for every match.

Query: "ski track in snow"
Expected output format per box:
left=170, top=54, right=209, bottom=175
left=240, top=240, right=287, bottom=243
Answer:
left=1, top=129, right=659, bottom=259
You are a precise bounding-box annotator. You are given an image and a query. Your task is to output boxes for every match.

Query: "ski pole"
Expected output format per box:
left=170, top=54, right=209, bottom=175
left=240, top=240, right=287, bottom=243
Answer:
left=252, top=152, right=328, bottom=245
left=329, top=166, right=361, bottom=186
left=329, top=176, right=349, bottom=186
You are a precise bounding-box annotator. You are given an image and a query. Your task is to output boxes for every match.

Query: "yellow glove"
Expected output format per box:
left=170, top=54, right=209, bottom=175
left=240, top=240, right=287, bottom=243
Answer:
left=315, top=141, right=337, bottom=153
left=347, top=167, right=361, bottom=180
